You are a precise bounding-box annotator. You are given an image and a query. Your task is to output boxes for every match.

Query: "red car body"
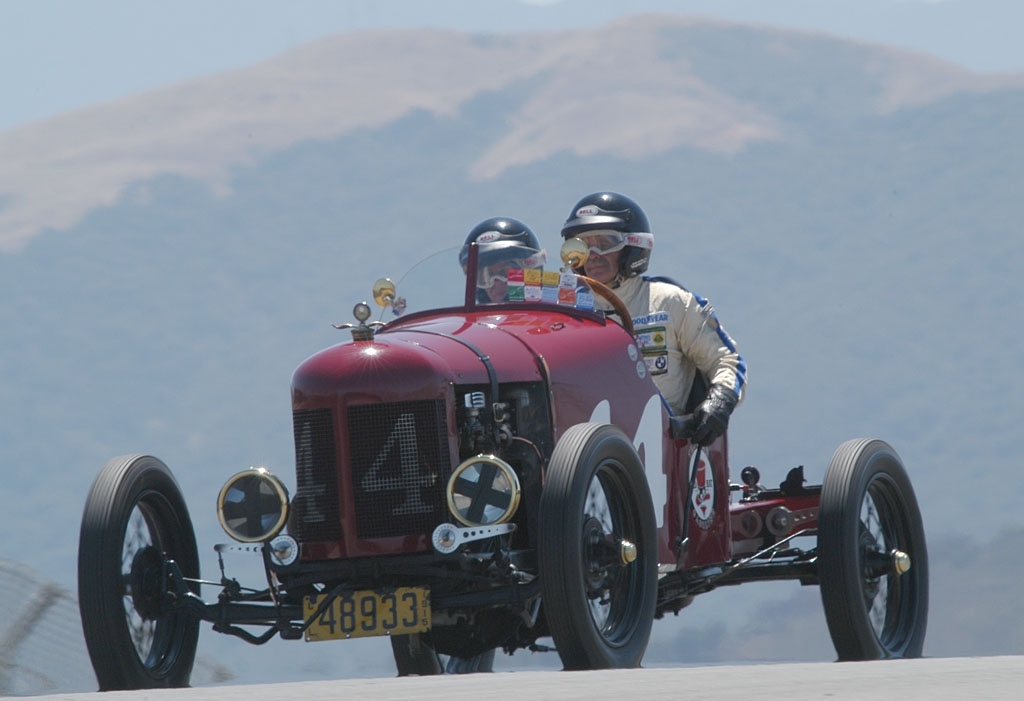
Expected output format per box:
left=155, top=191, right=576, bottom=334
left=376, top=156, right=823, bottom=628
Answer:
left=77, top=242, right=928, bottom=691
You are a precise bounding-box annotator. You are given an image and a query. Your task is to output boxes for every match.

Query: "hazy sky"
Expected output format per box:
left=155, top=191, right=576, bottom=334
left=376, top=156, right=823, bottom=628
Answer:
left=2, top=0, right=1022, bottom=133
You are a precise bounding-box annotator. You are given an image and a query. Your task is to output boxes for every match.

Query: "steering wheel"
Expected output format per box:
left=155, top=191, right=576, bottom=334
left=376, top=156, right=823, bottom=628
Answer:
left=576, top=274, right=634, bottom=337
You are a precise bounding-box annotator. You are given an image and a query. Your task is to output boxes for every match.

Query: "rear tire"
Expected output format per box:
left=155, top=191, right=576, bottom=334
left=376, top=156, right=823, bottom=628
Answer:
left=818, top=439, right=928, bottom=660
left=539, top=423, right=657, bottom=670
left=78, top=455, right=200, bottom=690
left=390, top=635, right=494, bottom=675
left=390, top=634, right=444, bottom=676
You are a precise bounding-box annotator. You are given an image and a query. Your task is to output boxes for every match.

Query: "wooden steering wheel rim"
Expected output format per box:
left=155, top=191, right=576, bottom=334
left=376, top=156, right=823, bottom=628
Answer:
left=576, top=274, right=635, bottom=337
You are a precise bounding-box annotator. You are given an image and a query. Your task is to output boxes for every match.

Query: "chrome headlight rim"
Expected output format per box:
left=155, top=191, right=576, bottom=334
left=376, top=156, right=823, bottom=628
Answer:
left=446, top=454, right=521, bottom=527
left=217, top=467, right=290, bottom=543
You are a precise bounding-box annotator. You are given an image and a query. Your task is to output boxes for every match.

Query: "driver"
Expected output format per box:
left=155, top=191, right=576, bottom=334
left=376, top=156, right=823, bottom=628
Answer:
left=459, top=217, right=546, bottom=303
left=560, top=191, right=747, bottom=445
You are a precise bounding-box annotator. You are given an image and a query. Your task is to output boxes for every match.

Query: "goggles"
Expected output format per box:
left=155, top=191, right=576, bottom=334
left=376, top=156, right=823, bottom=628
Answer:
left=477, top=250, right=546, bottom=289
left=577, top=230, right=654, bottom=256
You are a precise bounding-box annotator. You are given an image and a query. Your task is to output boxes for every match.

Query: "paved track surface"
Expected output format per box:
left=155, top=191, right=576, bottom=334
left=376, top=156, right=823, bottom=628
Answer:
left=32, top=656, right=1023, bottom=700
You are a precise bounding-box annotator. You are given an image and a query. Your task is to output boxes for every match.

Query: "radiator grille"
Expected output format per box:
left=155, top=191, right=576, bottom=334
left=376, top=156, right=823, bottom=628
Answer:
left=291, top=408, right=342, bottom=543
left=348, top=399, right=452, bottom=539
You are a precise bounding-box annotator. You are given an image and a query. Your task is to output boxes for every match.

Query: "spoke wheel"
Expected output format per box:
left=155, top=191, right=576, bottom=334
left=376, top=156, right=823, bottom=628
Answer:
left=818, top=439, right=928, bottom=660
left=539, top=423, right=657, bottom=670
left=78, top=455, right=200, bottom=690
left=390, top=634, right=444, bottom=676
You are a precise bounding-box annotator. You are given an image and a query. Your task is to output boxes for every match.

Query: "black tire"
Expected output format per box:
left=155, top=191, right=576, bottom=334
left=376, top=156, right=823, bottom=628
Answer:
left=538, top=423, right=658, bottom=670
left=78, top=455, right=201, bottom=690
left=390, top=634, right=444, bottom=676
left=818, top=439, right=928, bottom=660
left=445, top=649, right=496, bottom=674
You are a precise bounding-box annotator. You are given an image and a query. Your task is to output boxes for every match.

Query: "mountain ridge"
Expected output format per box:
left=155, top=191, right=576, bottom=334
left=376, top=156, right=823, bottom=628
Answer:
left=2, top=13, right=1022, bottom=252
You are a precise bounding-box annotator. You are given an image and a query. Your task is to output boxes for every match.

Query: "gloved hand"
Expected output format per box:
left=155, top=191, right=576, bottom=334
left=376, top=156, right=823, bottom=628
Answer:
left=690, top=386, right=739, bottom=446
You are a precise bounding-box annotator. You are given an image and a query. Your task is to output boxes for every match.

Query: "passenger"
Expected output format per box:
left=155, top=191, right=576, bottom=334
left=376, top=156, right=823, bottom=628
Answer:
left=560, top=192, right=747, bottom=445
left=459, top=217, right=546, bottom=303
left=440, top=216, right=545, bottom=675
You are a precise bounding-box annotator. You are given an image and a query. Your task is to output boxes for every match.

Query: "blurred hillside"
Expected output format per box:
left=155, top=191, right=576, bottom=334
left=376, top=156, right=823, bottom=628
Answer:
left=1, top=14, right=1023, bottom=681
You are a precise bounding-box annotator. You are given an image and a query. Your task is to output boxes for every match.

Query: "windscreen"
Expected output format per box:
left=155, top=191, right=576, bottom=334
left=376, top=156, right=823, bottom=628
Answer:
left=367, top=244, right=600, bottom=321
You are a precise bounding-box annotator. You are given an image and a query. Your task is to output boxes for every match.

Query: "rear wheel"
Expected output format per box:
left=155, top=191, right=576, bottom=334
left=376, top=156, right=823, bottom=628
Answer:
left=390, top=635, right=494, bottom=675
left=818, top=439, right=928, bottom=660
left=78, top=455, right=200, bottom=690
left=539, top=423, right=657, bottom=670
left=445, top=649, right=496, bottom=674
left=390, top=634, right=444, bottom=676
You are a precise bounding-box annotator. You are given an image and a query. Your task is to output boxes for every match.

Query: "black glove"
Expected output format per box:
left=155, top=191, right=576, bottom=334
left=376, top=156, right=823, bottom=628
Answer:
left=690, top=386, right=739, bottom=446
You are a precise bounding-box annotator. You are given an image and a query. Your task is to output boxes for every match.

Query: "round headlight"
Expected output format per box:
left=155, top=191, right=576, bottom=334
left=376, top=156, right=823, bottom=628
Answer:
left=353, top=302, right=372, bottom=322
left=446, top=455, right=521, bottom=527
left=217, top=467, right=290, bottom=543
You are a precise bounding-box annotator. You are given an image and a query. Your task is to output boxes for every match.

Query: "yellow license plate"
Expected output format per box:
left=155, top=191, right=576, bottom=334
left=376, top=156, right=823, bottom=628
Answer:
left=303, top=587, right=431, bottom=641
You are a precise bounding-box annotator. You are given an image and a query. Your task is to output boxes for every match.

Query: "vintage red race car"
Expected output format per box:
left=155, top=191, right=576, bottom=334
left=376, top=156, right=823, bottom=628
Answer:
left=77, top=239, right=928, bottom=690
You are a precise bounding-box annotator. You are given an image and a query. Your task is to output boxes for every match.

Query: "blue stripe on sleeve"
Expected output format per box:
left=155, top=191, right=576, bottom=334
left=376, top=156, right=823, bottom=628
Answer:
left=694, top=291, right=746, bottom=395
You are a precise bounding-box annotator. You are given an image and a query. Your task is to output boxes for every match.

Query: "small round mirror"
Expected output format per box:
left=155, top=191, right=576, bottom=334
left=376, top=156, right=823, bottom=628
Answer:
left=372, top=278, right=397, bottom=307
left=560, top=237, right=588, bottom=269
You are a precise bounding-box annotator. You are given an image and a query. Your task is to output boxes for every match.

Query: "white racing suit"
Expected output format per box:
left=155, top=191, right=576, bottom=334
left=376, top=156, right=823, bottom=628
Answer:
left=599, top=275, right=746, bottom=416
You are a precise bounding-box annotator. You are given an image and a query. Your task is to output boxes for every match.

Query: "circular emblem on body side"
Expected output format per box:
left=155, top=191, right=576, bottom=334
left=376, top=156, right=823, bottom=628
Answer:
left=689, top=447, right=716, bottom=530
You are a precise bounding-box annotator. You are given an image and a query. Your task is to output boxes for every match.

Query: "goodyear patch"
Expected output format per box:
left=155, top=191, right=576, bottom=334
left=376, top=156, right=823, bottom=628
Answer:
left=633, top=311, right=669, bottom=326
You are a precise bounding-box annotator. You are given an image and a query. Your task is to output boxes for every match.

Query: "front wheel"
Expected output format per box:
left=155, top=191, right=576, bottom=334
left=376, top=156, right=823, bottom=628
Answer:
left=818, top=439, right=928, bottom=660
left=539, top=423, right=658, bottom=670
left=78, top=455, right=201, bottom=690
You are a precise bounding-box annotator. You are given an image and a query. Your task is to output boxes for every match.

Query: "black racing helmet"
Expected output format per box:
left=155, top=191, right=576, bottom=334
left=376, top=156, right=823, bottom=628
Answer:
left=560, top=192, right=654, bottom=277
left=459, top=217, right=546, bottom=285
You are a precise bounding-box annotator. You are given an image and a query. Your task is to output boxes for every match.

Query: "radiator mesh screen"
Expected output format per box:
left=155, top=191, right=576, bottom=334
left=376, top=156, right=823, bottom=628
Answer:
left=348, top=399, right=452, bottom=539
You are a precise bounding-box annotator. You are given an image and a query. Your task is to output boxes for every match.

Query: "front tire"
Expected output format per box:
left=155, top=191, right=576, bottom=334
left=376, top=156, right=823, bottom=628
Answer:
left=539, top=423, right=657, bottom=670
left=78, top=455, right=200, bottom=690
left=818, top=439, right=928, bottom=660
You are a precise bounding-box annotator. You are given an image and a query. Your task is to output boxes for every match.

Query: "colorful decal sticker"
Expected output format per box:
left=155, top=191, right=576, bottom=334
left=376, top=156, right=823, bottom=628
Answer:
left=542, top=271, right=561, bottom=287
left=634, top=326, right=667, bottom=353
left=557, top=271, right=577, bottom=306
left=506, top=268, right=525, bottom=301
left=475, top=266, right=599, bottom=312
left=689, top=447, right=715, bottom=530
left=643, top=352, right=669, bottom=376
